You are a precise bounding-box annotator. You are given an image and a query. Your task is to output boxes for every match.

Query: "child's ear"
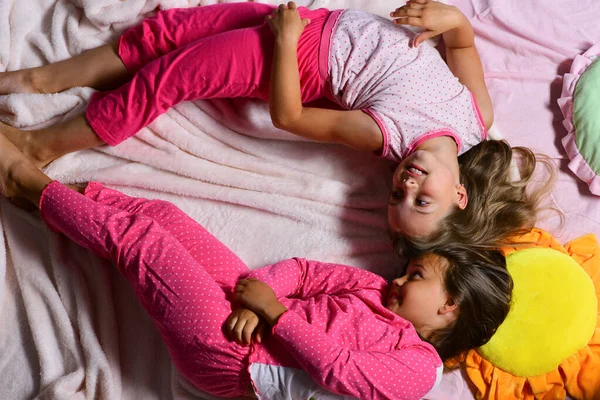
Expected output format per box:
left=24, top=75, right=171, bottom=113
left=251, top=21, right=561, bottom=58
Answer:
left=439, top=298, right=458, bottom=315
left=456, top=184, right=468, bottom=210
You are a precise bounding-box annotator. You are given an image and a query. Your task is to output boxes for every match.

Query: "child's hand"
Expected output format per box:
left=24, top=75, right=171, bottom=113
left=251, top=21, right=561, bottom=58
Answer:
left=225, top=308, right=267, bottom=345
left=234, top=278, right=288, bottom=326
left=266, top=2, right=311, bottom=44
left=390, top=0, right=468, bottom=47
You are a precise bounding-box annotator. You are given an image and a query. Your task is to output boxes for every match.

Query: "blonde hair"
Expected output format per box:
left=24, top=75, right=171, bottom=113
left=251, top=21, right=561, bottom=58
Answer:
left=402, top=140, right=556, bottom=250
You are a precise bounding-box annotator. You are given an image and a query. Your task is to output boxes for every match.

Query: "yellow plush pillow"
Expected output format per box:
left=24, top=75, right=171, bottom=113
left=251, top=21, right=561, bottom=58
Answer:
left=478, top=248, right=597, bottom=377
left=463, top=229, right=600, bottom=400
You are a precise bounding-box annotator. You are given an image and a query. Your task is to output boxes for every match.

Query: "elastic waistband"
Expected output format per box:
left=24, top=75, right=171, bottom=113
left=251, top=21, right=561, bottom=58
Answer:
left=318, top=9, right=344, bottom=90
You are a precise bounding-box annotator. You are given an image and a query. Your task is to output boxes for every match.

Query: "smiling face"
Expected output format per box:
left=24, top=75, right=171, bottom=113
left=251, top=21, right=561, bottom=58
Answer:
left=386, top=254, right=457, bottom=338
left=388, top=149, right=467, bottom=238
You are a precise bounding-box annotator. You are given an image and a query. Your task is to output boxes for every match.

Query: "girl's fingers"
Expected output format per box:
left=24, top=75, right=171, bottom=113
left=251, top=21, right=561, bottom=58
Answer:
left=232, top=320, right=245, bottom=343
left=287, top=1, right=297, bottom=9
left=278, top=3, right=287, bottom=11
left=254, top=326, right=263, bottom=343
left=225, top=314, right=239, bottom=335
left=391, top=6, right=422, bottom=18
left=242, top=321, right=256, bottom=344
left=391, top=6, right=405, bottom=16
left=404, top=8, right=423, bottom=17
left=407, top=1, right=425, bottom=9
left=234, top=284, right=246, bottom=297
left=394, top=16, right=423, bottom=27
left=413, top=30, right=438, bottom=47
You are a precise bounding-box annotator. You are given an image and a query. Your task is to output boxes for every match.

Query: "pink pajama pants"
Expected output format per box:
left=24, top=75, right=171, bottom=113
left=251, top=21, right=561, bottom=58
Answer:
left=86, top=3, right=332, bottom=146
left=40, top=181, right=253, bottom=397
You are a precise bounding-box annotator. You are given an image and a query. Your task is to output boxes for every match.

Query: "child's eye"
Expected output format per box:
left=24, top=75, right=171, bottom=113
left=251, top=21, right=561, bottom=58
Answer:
left=390, top=190, right=402, bottom=200
left=408, top=271, right=422, bottom=280
left=415, top=198, right=429, bottom=207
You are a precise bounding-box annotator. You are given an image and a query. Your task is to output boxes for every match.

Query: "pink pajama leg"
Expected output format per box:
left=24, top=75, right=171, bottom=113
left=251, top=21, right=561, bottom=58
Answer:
left=39, top=181, right=252, bottom=397
left=82, top=182, right=246, bottom=292
left=118, top=3, right=276, bottom=73
left=87, top=23, right=274, bottom=146
left=86, top=6, right=331, bottom=146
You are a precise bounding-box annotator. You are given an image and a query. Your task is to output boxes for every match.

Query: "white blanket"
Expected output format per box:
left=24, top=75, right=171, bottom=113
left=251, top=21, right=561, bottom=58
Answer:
left=1, top=0, right=479, bottom=399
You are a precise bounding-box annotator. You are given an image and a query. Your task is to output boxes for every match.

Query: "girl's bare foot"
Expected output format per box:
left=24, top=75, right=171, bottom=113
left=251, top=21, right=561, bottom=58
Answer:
left=0, top=132, right=36, bottom=197
left=0, top=69, right=41, bottom=95
left=0, top=132, right=51, bottom=206
left=0, top=122, right=55, bottom=168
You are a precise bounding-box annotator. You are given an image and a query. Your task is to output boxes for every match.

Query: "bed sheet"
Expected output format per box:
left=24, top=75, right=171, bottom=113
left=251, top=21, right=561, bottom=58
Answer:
left=452, top=0, right=600, bottom=242
left=0, top=0, right=597, bottom=399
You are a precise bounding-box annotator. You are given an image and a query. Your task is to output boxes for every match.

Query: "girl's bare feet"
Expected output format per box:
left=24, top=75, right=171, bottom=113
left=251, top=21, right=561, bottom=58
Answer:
left=0, top=132, right=51, bottom=206
left=0, top=113, right=104, bottom=169
left=0, top=131, right=37, bottom=197
left=0, top=122, right=55, bottom=168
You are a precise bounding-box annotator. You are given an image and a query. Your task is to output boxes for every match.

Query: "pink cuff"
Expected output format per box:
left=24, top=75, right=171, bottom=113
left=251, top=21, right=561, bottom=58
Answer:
left=85, top=98, right=121, bottom=146
left=39, top=180, right=64, bottom=233
left=362, top=108, right=390, bottom=159
left=470, top=92, right=488, bottom=141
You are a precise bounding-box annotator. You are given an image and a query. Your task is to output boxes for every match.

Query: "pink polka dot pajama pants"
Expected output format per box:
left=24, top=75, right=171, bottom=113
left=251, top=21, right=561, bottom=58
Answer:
left=39, top=181, right=253, bottom=397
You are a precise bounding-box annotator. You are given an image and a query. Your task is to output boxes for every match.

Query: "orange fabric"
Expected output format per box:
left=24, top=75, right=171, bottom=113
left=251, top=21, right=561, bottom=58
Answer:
left=463, top=229, right=600, bottom=400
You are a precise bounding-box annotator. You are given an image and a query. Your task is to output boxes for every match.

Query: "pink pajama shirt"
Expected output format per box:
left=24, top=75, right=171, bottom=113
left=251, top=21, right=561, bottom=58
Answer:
left=39, top=182, right=442, bottom=399
left=86, top=3, right=335, bottom=146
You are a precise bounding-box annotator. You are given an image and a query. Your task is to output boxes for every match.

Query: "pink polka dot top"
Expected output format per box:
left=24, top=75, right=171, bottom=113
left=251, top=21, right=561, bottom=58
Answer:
left=246, top=259, right=443, bottom=400
left=327, top=10, right=487, bottom=162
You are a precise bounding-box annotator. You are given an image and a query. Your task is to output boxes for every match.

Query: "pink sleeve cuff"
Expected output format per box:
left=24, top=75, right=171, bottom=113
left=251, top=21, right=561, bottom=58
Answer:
left=362, top=108, right=390, bottom=158
left=470, top=92, right=488, bottom=140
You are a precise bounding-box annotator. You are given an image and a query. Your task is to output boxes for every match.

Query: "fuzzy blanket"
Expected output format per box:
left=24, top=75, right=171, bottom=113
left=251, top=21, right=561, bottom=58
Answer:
left=0, top=0, right=415, bottom=399
left=0, top=0, right=597, bottom=399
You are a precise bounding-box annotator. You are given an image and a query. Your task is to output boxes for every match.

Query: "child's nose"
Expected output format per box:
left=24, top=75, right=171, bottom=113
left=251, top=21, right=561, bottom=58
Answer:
left=392, top=275, right=408, bottom=287
left=403, top=177, right=417, bottom=191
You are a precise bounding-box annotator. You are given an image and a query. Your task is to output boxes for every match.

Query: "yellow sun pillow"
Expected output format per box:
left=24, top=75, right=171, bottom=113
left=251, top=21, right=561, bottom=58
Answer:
left=478, top=247, right=597, bottom=377
left=463, top=229, right=600, bottom=399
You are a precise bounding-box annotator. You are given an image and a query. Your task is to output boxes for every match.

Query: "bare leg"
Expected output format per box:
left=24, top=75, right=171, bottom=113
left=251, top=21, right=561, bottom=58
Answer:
left=0, top=113, right=103, bottom=168
left=0, top=43, right=130, bottom=95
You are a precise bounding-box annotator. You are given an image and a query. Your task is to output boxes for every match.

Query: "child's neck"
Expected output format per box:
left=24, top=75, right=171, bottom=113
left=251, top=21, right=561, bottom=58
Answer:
left=415, top=136, right=458, bottom=155
left=416, top=136, right=461, bottom=181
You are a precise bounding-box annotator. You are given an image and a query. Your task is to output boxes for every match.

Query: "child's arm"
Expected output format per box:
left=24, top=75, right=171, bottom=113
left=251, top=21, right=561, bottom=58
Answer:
left=266, top=2, right=383, bottom=153
left=244, top=258, right=387, bottom=300
left=227, top=259, right=384, bottom=346
left=234, top=279, right=439, bottom=399
left=391, top=0, right=494, bottom=130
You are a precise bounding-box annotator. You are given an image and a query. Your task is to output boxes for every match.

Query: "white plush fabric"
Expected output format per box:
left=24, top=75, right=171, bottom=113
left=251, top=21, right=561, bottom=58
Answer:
left=7, top=0, right=590, bottom=398
left=0, top=1, right=419, bottom=399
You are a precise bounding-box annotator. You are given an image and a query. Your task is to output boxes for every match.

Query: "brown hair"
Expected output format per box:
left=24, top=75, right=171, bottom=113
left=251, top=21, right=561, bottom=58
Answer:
left=400, top=243, right=513, bottom=361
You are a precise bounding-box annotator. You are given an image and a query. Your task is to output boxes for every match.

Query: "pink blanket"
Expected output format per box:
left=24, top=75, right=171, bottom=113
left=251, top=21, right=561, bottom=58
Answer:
left=453, top=0, right=600, bottom=241
left=0, top=0, right=597, bottom=399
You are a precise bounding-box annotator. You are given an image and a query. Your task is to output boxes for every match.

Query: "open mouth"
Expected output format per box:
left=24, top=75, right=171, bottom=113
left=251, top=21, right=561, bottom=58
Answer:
left=406, top=163, right=427, bottom=177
